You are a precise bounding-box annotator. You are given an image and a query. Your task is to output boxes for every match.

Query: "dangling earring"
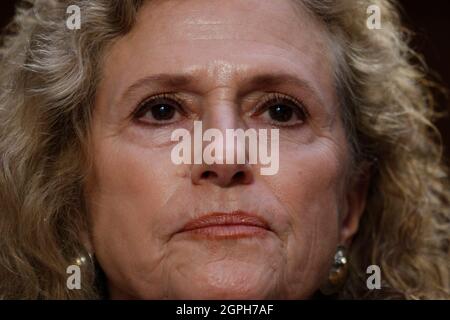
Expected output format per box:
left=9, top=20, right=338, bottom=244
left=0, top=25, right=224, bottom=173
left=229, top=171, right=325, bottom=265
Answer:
left=75, top=252, right=94, bottom=267
left=320, top=245, right=348, bottom=295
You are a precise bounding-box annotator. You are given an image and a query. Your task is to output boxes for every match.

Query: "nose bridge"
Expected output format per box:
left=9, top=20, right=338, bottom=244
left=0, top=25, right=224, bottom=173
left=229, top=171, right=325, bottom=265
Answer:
left=202, top=86, right=249, bottom=161
left=200, top=58, right=244, bottom=127
left=202, top=86, right=239, bottom=130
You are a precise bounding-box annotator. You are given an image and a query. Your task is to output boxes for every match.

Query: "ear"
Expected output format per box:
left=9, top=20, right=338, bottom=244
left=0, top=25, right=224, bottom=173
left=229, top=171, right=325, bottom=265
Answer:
left=339, top=162, right=372, bottom=247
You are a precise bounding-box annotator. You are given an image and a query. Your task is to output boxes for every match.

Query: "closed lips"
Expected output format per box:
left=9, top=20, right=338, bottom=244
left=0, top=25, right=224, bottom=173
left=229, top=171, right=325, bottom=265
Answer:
left=179, top=211, right=271, bottom=238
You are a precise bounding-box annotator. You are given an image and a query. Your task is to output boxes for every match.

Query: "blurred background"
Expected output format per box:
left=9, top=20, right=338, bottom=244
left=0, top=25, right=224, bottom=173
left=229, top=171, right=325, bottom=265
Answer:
left=1, top=0, right=449, bottom=162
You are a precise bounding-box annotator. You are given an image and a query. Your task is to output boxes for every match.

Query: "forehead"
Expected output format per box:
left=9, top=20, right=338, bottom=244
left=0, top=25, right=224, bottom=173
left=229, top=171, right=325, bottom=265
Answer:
left=130, top=0, right=327, bottom=47
left=100, top=0, right=336, bottom=108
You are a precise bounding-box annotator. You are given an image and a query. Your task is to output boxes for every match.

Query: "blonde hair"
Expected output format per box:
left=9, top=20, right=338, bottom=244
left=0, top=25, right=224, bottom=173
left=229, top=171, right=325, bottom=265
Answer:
left=0, top=0, right=449, bottom=299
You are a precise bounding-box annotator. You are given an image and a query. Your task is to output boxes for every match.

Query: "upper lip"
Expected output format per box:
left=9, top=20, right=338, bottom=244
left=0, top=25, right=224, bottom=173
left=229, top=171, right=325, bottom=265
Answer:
left=179, top=210, right=271, bottom=233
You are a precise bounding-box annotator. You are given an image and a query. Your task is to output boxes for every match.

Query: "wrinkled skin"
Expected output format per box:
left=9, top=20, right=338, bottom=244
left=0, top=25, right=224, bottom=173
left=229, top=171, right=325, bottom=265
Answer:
left=86, top=0, right=368, bottom=299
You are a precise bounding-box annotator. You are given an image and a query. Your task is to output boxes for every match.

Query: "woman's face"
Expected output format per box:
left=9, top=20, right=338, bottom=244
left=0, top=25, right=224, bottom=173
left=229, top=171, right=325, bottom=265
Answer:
left=87, top=0, right=366, bottom=299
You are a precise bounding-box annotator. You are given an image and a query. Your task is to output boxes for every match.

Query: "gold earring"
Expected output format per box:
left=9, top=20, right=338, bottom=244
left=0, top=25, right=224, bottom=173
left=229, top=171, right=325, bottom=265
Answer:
left=75, top=252, right=94, bottom=267
left=320, top=245, right=348, bottom=295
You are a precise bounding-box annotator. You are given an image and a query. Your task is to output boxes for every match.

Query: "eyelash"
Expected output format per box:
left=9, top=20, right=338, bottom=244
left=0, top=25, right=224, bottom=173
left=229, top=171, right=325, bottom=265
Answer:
left=132, top=92, right=309, bottom=125
left=132, top=93, right=185, bottom=120
left=253, top=92, right=309, bottom=125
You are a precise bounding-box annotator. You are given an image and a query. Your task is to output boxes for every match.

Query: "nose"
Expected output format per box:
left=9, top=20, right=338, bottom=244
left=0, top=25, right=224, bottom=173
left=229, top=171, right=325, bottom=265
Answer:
left=189, top=90, right=255, bottom=187
left=191, top=161, right=254, bottom=187
left=190, top=121, right=254, bottom=187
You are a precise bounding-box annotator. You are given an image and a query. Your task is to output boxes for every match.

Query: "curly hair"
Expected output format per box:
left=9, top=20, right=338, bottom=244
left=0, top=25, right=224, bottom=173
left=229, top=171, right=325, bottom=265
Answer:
left=0, top=0, right=449, bottom=299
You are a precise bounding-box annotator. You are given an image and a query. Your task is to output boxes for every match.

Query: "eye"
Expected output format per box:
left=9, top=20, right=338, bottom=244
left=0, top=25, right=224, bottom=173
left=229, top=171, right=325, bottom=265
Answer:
left=268, top=105, right=294, bottom=122
left=133, top=93, right=184, bottom=125
left=256, top=93, right=308, bottom=126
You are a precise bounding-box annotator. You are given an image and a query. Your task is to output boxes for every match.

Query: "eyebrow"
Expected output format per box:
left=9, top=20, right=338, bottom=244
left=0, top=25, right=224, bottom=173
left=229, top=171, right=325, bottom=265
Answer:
left=125, top=74, right=194, bottom=96
left=246, top=73, right=319, bottom=97
left=121, top=72, right=324, bottom=107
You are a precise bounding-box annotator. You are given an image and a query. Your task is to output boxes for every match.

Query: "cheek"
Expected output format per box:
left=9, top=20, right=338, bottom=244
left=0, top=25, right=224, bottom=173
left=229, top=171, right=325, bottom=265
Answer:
left=268, top=138, right=345, bottom=231
left=89, top=140, right=176, bottom=228
left=85, top=139, right=179, bottom=292
left=262, top=138, right=346, bottom=295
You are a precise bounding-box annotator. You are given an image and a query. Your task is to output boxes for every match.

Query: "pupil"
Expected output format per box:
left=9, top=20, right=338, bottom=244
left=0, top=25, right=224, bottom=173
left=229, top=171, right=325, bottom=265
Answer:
left=269, top=105, right=293, bottom=122
left=151, top=104, right=175, bottom=120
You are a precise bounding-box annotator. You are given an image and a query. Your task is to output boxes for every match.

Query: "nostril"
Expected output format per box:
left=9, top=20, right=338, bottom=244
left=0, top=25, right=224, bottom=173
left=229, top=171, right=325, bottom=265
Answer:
left=232, top=171, right=245, bottom=183
left=201, top=171, right=217, bottom=180
left=194, top=168, right=252, bottom=187
left=199, top=170, right=246, bottom=185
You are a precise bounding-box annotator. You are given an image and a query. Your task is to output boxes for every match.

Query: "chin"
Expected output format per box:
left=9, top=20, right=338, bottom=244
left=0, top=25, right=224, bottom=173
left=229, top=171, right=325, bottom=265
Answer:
left=166, top=261, right=284, bottom=300
left=172, top=282, right=275, bottom=300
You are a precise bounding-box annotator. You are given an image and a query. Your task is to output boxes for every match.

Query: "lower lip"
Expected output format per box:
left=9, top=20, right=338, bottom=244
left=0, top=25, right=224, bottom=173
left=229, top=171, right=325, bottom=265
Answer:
left=180, top=224, right=268, bottom=239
